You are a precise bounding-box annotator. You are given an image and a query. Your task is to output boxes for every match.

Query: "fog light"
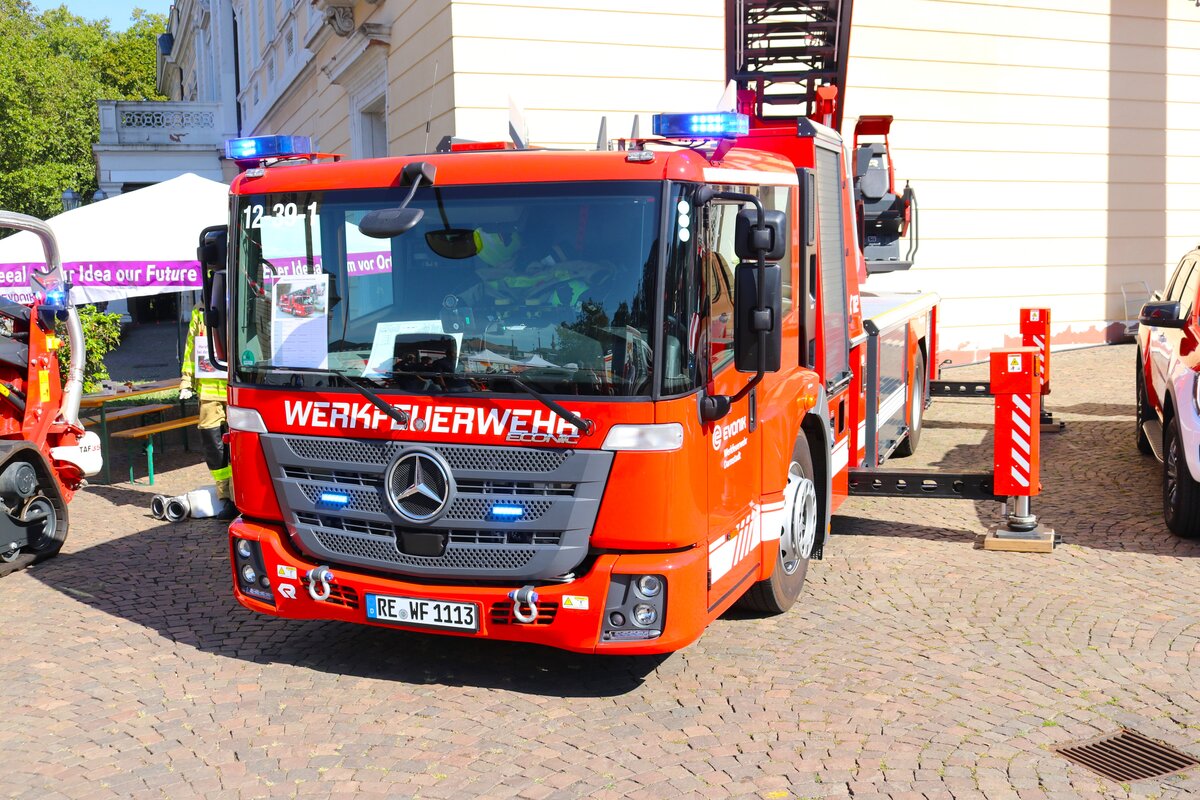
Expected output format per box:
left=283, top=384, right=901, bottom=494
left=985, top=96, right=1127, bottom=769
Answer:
left=632, top=604, right=658, bottom=627
left=241, top=564, right=257, bottom=584
left=259, top=576, right=271, bottom=589
left=235, top=539, right=253, bottom=559
left=635, top=575, right=663, bottom=598
left=609, top=611, right=626, bottom=627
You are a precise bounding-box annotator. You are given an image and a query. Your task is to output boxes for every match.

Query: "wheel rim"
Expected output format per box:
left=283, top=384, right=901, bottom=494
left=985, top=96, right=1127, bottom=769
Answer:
left=1168, top=431, right=1180, bottom=514
left=20, top=498, right=56, bottom=553
left=911, top=377, right=923, bottom=433
left=779, top=463, right=818, bottom=575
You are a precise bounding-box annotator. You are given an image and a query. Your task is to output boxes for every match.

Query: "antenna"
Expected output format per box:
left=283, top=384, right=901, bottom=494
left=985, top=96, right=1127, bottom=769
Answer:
left=508, top=96, right=529, bottom=150
left=424, top=60, right=440, bottom=154
left=630, top=114, right=640, bottom=140
left=596, top=116, right=608, bottom=151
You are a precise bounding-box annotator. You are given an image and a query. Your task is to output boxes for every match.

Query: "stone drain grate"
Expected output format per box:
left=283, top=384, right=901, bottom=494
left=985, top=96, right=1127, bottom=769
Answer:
left=1053, top=729, right=1200, bottom=783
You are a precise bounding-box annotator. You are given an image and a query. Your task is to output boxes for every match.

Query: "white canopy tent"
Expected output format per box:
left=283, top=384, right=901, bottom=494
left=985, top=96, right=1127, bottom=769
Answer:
left=0, top=173, right=228, bottom=305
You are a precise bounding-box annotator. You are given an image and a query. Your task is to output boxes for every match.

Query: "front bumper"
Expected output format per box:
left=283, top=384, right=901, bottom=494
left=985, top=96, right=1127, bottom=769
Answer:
left=230, top=519, right=710, bottom=655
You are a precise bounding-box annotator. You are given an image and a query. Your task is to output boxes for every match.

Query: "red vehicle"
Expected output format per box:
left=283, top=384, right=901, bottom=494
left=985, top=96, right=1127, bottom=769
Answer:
left=0, top=212, right=103, bottom=576
left=278, top=289, right=315, bottom=317
left=202, top=1, right=934, bottom=653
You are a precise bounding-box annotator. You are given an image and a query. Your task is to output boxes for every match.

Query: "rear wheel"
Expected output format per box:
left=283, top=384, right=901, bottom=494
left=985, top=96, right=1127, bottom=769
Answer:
left=1164, top=415, right=1200, bottom=538
left=894, top=354, right=926, bottom=458
left=1136, top=354, right=1153, bottom=455
left=739, top=443, right=819, bottom=614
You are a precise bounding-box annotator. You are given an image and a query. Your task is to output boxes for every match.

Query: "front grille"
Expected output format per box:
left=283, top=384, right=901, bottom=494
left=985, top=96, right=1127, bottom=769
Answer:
left=266, top=436, right=612, bottom=580
left=456, top=479, right=576, bottom=497
left=445, top=497, right=553, bottom=522
left=489, top=601, right=558, bottom=625
left=325, top=584, right=360, bottom=609
left=283, top=466, right=380, bottom=486
left=314, top=530, right=538, bottom=571
left=282, top=437, right=570, bottom=473
left=298, top=483, right=384, bottom=514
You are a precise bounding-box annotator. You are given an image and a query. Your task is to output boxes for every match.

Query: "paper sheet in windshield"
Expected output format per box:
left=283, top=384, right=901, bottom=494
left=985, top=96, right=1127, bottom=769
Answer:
left=364, top=321, right=462, bottom=377
left=270, top=274, right=329, bottom=369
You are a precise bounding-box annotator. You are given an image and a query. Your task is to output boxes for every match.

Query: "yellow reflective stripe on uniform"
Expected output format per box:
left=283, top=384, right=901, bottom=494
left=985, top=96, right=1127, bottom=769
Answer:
left=211, top=465, right=232, bottom=481
left=197, top=380, right=227, bottom=400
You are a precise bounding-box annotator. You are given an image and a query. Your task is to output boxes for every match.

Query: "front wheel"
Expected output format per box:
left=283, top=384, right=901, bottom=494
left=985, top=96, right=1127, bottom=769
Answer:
left=1164, top=416, right=1200, bottom=538
left=1136, top=354, right=1153, bottom=455
left=738, top=443, right=819, bottom=614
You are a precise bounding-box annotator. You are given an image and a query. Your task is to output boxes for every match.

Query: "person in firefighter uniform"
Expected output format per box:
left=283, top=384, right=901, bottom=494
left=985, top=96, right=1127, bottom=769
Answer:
left=180, top=305, right=236, bottom=519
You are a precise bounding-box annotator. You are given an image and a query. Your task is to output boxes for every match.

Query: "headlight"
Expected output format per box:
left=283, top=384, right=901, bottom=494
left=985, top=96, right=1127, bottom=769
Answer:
left=632, top=604, right=658, bottom=627
left=241, top=564, right=258, bottom=584
left=235, top=539, right=253, bottom=559
left=227, top=406, right=267, bottom=433
left=635, top=575, right=663, bottom=598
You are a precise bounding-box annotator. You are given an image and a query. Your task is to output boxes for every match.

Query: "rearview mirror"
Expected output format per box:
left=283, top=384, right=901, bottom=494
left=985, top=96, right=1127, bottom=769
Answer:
left=734, top=262, right=782, bottom=372
left=1140, top=300, right=1188, bottom=329
left=359, top=207, right=424, bottom=239
left=734, top=208, right=786, bottom=262
left=426, top=228, right=481, bottom=260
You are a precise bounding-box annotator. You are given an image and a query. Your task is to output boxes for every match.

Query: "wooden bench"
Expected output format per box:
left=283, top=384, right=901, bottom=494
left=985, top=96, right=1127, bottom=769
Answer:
left=82, top=403, right=173, bottom=427
left=111, top=415, right=200, bottom=484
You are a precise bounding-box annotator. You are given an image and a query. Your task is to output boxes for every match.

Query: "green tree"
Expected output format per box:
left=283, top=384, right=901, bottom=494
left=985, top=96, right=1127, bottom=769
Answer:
left=0, top=1, right=166, bottom=220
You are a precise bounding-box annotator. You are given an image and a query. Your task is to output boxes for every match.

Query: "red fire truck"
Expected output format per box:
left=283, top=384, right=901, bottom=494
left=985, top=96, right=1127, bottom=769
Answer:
left=201, top=1, right=936, bottom=653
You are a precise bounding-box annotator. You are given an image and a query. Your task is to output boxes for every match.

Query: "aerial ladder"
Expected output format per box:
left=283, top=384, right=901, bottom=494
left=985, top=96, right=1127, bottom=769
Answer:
left=725, top=0, right=918, bottom=273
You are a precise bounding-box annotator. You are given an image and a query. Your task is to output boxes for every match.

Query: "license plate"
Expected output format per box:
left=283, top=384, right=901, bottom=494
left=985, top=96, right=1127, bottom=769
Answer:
left=365, top=593, right=479, bottom=632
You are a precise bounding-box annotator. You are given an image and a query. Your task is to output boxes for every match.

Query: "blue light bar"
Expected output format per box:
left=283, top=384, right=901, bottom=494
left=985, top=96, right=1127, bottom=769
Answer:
left=318, top=491, right=351, bottom=507
left=652, top=112, right=749, bottom=139
left=224, top=135, right=313, bottom=161
left=491, top=504, right=524, bottom=518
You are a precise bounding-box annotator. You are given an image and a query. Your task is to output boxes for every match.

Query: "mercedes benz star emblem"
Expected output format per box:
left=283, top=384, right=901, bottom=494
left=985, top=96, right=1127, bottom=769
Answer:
left=385, top=449, right=454, bottom=524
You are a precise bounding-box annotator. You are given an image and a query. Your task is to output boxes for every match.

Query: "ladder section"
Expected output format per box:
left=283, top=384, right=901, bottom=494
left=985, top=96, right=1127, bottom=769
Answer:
left=725, top=0, right=854, bottom=126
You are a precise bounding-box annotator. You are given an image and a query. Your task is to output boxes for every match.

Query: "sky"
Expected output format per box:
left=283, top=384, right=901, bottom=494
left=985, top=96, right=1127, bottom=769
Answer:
left=35, top=1, right=175, bottom=31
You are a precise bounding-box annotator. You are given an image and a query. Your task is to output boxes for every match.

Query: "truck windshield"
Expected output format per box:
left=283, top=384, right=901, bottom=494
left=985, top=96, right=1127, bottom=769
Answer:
left=232, top=181, right=664, bottom=397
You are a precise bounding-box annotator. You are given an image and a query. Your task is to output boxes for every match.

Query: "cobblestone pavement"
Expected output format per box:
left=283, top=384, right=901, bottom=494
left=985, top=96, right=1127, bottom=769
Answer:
left=6, top=343, right=1200, bottom=800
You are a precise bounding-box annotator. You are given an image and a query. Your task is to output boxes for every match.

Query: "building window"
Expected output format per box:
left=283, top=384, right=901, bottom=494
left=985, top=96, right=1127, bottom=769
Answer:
left=359, top=95, right=387, bottom=159
left=267, top=54, right=275, bottom=85
left=284, top=26, right=294, bottom=58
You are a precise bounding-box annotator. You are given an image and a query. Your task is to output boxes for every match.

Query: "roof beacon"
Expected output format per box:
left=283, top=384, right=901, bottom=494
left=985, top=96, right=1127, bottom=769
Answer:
left=651, top=112, right=749, bottom=139
left=224, top=135, right=313, bottom=163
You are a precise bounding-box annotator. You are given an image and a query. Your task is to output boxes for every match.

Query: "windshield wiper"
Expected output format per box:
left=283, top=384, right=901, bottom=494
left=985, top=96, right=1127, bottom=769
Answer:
left=506, top=377, right=591, bottom=435
left=275, top=365, right=411, bottom=428
left=402, top=370, right=591, bottom=435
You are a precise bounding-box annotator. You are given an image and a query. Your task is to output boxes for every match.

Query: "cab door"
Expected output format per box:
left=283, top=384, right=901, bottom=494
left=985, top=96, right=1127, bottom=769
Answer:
left=1150, top=258, right=1195, bottom=402
left=702, top=199, right=763, bottom=609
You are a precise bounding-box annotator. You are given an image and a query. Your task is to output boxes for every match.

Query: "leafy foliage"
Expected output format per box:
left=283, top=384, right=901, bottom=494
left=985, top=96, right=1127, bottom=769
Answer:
left=58, top=305, right=124, bottom=393
left=0, top=1, right=166, bottom=220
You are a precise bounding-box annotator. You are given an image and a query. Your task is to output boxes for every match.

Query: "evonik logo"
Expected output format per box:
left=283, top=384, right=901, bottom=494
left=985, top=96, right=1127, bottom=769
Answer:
left=712, top=416, right=748, bottom=451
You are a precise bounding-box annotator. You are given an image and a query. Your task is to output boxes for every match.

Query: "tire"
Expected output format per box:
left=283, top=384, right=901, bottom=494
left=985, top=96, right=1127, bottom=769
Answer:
left=893, top=353, right=926, bottom=458
left=738, top=442, right=820, bottom=614
left=23, top=496, right=65, bottom=563
left=1163, top=415, right=1200, bottom=538
left=1136, top=354, right=1154, bottom=455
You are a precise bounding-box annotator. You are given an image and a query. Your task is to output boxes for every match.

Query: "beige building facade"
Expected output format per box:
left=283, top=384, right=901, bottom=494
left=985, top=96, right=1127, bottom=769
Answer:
left=185, top=0, right=1198, bottom=362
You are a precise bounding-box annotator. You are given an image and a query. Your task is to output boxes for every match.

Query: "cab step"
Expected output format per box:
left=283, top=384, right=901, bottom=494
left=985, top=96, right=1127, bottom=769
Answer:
left=1143, top=419, right=1164, bottom=462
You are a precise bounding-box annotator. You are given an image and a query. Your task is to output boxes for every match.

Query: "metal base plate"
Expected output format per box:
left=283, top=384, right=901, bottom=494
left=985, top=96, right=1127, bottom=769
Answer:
left=984, top=523, right=1057, bottom=553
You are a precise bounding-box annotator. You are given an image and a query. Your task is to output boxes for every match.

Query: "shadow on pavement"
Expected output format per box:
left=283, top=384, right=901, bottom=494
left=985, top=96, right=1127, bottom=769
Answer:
left=29, top=519, right=667, bottom=697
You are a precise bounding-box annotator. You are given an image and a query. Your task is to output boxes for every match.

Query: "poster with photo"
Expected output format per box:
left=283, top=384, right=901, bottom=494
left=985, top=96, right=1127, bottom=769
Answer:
left=270, top=274, right=329, bottom=369
left=193, top=334, right=228, bottom=380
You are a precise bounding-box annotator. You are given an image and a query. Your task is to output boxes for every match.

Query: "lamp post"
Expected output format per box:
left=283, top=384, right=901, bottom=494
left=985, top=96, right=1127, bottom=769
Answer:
left=92, top=189, right=108, bottom=202
left=61, top=189, right=81, bottom=211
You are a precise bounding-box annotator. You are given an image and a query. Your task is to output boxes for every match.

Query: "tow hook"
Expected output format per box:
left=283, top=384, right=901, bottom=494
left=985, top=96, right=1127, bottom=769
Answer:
left=305, top=566, right=335, bottom=601
left=508, top=585, right=539, bottom=623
